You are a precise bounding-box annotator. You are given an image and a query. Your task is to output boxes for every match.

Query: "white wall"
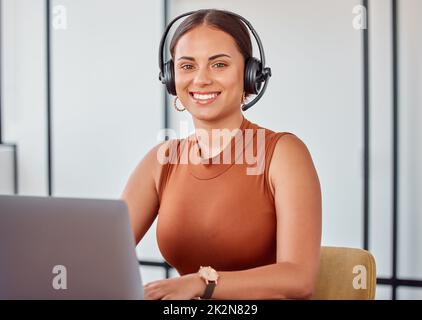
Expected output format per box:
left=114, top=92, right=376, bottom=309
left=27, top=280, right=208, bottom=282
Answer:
left=51, top=0, right=164, bottom=200
left=398, top=0, right=422, bottom=282
left=2, top=0, right=48, bottom=195
left=369, top=0, right=394, bottom=282
left=369, top=0, right=422, bottom=296
left=0, top=145, right=14, bottom=194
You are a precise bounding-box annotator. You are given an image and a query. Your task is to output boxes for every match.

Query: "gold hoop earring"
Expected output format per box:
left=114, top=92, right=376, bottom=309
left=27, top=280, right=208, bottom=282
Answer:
left=241, top=92, right=247, bottom=108
left=173, top=96, right=186, bottom=112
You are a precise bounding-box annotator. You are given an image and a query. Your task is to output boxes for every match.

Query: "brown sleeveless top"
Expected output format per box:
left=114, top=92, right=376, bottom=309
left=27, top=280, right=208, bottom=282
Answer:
left=156, top=116, right=292, bottom=275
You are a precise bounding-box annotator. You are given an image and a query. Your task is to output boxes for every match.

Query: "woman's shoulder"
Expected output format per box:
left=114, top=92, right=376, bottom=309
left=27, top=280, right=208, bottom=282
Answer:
left=268, top=131, right=317, bottom=194
left=146, top=138, right=190, bottom=189
left=272, top=130, right=308, bottom=151
left=145, top=137, right=187, bottom=165
left=268, top=129, right=312, bottom=167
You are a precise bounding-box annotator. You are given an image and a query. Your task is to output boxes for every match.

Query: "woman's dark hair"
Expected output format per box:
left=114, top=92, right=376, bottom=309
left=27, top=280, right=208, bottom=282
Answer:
left=169, top=9, right=252, bottom=62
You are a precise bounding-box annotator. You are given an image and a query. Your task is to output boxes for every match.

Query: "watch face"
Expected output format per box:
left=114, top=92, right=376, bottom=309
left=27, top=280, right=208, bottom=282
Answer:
left=199, top=266, right=219, bottom=281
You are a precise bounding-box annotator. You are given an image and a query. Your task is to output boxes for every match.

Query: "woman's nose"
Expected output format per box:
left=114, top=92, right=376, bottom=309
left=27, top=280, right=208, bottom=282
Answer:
left=193, top=67, right=212, bottom=86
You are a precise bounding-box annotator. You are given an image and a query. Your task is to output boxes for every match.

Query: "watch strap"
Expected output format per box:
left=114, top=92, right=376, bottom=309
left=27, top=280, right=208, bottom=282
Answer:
left=201, top=281, right=216, bottom=299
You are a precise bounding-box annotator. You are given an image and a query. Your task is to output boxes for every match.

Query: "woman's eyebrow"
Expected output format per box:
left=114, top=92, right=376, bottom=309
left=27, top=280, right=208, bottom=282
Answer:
left=177, top=54, right=232, bottom=61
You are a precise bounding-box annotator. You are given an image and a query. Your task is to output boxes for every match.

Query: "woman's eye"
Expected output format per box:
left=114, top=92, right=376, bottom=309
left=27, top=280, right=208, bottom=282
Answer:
left=181, top=64, right=194, bottom=70
left=213, top=62, right=227, bottom=68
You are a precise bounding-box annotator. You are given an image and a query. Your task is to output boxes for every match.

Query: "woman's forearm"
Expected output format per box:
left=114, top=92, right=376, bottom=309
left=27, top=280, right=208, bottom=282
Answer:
left=200, top=262, right=315, bottom=300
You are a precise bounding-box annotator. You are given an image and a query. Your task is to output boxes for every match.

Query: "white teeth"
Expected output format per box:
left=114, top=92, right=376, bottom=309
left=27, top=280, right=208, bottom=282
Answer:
left=192, top=93, right=219, bottom=100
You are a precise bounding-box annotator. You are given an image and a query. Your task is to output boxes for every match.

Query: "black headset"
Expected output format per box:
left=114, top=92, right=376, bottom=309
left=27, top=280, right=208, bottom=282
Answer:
left=158, top=9, right=272, bottom=111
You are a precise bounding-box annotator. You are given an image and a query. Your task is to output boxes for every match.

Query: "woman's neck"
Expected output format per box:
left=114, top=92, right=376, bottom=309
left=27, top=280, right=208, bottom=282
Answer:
left=192, top=112, right=245, bottom=159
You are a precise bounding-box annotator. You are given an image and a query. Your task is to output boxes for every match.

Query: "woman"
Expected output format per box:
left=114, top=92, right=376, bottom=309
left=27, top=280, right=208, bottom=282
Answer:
left=121, top=9, right=321, bottom=300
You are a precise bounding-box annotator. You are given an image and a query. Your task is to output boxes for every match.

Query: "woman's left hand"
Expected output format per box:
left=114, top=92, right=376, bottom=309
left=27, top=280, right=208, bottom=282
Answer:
left=144, top=273, right=206, bottom=300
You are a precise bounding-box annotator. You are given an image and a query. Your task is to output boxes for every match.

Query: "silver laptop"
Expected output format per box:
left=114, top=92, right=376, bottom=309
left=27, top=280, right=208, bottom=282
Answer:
left=0, top=195, right=143, bottom=300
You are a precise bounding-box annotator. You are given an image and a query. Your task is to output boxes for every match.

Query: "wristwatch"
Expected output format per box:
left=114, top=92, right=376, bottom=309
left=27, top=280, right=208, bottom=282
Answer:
left=198, top=266, right=219, bottom=299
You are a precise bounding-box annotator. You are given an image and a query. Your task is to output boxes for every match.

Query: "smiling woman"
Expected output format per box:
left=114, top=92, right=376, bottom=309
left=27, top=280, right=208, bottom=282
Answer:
left=121, top=9, right=322, bottom=300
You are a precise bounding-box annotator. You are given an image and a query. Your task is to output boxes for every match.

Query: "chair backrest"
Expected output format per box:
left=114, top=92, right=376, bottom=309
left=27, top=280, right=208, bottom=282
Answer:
left=312, top=246, right=377, bottom=300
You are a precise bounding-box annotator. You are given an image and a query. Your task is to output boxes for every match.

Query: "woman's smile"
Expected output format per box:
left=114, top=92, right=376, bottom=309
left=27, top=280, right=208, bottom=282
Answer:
left=189, top=91, right=222, bottom=105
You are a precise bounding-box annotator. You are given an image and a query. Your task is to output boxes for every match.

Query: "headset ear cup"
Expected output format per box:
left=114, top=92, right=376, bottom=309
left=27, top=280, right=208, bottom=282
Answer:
left=244, top=57, right=263, bottom=95
left=164, top=60, right=176, bottom=95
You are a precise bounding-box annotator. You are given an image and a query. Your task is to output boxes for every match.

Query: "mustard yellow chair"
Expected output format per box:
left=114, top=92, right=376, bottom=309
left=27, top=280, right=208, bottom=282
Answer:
left=312, top=246, right=377, bottom=300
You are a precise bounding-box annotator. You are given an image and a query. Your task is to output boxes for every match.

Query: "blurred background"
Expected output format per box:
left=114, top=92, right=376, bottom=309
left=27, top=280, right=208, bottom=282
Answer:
left=0, top=0, right=420, bottom=299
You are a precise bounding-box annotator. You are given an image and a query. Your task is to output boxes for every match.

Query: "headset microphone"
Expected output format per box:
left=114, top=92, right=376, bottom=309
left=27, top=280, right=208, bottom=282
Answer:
left=158, top=10, right=272, bottom=111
